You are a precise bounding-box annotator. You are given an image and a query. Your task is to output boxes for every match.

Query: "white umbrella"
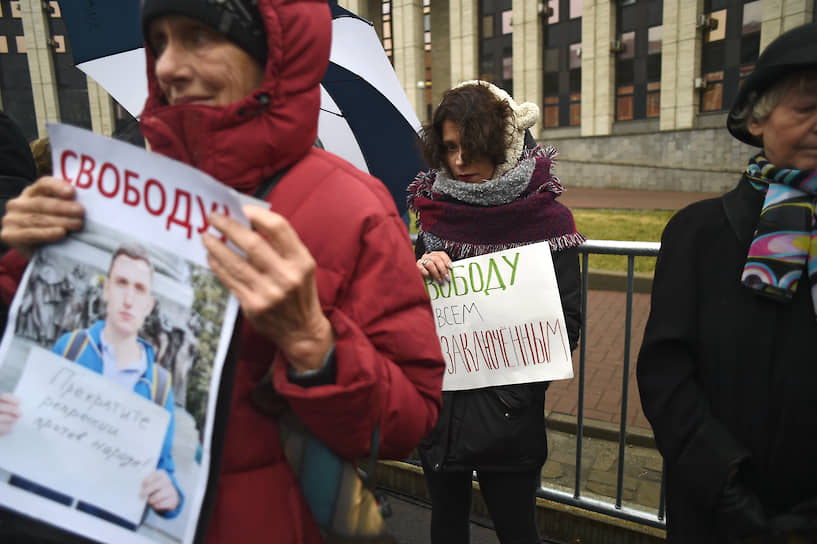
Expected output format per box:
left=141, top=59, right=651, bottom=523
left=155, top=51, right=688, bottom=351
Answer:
left=60, top=2, right=424, bottom=216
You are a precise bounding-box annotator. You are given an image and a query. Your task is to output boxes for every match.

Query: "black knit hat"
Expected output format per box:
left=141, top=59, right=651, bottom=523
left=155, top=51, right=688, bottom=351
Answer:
left=141, top=0, right=267, bottom=66
left=727, top=22, right=817, bottom=147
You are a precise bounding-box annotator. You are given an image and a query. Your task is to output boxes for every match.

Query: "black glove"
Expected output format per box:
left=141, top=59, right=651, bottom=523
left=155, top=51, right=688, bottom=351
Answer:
left=713, top=477, right=770, bottom=542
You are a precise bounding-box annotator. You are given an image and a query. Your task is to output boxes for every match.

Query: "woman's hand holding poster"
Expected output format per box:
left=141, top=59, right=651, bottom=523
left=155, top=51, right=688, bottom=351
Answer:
left=424, top=242, right=574, bottom=391
left=0, top=124, right=260, bottom=544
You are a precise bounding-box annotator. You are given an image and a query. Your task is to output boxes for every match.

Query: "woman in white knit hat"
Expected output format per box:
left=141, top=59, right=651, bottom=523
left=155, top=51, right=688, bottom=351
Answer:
left=408, top=80, right=584, bottom=544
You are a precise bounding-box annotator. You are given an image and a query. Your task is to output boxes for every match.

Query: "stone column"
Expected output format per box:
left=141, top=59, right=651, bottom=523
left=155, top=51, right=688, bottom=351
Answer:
left=338, top=0, right=372, bottom=19
left=86, top=79, right=115, bottom=137
left=339, top=0, right=383, bottom=41
left=448, top=0, right=478, bottom=85
left=760, top=0, right=812, bottom=51
left=393, top=0, right=425, bottom=121
left=19, top=0, right=60, bottom=138
left=511, top=0, right=543, bottom=136
left=581, top=0, right=615, bottom=136
left=430, top=0, right=451, bottom=109
left=659, top=0, right=703, bottom=130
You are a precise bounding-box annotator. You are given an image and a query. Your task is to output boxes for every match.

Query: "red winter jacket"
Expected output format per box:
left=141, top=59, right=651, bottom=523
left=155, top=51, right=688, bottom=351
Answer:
left=139, top=1, right=444, bottom=542
left=0, top=1, right=443, bottom=542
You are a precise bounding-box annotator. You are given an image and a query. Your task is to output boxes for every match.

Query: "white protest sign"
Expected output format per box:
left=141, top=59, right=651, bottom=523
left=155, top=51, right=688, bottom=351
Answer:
left=0, top=124, right=249, bottom=544
left=424, top=242, right=574, bottom=391
left=47, top=123, right=263, bottom=267
left=0, top=346, right=169, bottom=525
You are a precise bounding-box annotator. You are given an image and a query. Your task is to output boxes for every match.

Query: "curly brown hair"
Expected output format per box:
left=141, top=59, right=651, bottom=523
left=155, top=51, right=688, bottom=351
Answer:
left=419, top=83, right=513, bottom=172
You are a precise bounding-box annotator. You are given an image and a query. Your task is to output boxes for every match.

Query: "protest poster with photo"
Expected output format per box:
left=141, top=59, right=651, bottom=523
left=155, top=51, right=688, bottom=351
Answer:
left=423, top=242, right=574, bottom=391
left=0, top=124, right=261, bottom=544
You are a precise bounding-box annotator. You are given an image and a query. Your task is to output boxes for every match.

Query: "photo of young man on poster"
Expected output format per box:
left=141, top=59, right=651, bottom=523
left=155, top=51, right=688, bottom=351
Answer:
left=0, top=243, right=183, bottom=530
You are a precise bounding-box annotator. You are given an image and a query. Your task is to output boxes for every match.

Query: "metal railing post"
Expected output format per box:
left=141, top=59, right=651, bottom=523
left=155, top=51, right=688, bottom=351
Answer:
left=407, top=233, right=668, bottom=529
left=575, top=252, right=590, bottom=499
left=615, top=255, right=635, bottom=508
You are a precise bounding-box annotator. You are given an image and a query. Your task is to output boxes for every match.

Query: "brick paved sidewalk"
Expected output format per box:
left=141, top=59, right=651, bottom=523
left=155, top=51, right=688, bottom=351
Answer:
left=547, top=289, right=652, bottom=431
left=560, top=187, right=722, bottom=210
left=545, top=187, right=725, bottom=432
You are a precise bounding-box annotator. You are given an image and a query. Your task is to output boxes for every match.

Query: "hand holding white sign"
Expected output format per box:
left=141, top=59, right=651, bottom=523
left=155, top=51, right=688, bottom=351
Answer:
left=203, top=207, right=335, bottom=374
left=0, top=124, right=246, bottom=544
left=417, top=250, right=453, bottom=283
left=0, top=177, right=84, bottom=258
left=141, top=470, right=181, bottom=513
left=0, top=392, right=21, bottom=435
left=0, top=347, right=171, bottom=525
left=424, top=242, right=574, bottom=391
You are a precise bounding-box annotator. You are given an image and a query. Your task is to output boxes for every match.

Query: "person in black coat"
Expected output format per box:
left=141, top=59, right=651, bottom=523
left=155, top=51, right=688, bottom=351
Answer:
left=0, top=111, right=35, bottom=335
left=0, top=111, right=36, bottom=254
left=407, top=80, right=583, bottom=544
left=637, top=22, right=817, bottom=543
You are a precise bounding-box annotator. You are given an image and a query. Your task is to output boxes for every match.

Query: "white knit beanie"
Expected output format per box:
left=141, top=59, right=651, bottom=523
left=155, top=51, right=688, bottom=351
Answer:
left=452, top=80, right=540, bottom=178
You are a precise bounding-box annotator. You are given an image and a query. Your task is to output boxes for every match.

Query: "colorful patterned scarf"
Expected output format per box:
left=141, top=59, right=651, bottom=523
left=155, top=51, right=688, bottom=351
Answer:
left=741, top=153, right=817, bottom=316
left=407, top=145, right=585, bottom=260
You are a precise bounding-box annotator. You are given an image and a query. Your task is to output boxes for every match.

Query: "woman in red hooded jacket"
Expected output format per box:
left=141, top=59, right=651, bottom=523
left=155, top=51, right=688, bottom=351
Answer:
left=0, top=1, right=444, bottom=542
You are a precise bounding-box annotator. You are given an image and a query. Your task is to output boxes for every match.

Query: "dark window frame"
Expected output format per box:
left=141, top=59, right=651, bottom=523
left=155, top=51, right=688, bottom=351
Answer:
left=542, top=0, right=582, bottom=128
left=46, top=10, right=92, bottom=130
left=614, top=0, right=663, bottom=122
left=699, top=0, right=762, bottom=113
left=478, top=0, right=513, bottom=95
left=0, top=0, right=38, bottom=140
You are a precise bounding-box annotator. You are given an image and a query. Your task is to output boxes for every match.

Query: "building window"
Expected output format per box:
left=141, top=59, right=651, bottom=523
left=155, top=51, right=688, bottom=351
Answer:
left=382, top=1, right=392, bottom=63
left=615, top=0, right=662, bottom=121
left=542, top=0, right=582, bottom=128
left=700, top=0, right=761, bottom=113
left=46, top=4, right=92, bottom=129
left=0, top=0, right=37, bottom=139
left=478, top=0, right=512, bottom=94
left=501, top=10, right=513, bottom=34
left=569, top=0, right=582, bottom=19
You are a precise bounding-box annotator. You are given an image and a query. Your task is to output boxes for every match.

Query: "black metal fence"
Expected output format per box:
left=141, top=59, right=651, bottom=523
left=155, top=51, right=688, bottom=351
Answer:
left=408, top=234, right=667, bottom=529
left=542, top=240, right=665, bottom=529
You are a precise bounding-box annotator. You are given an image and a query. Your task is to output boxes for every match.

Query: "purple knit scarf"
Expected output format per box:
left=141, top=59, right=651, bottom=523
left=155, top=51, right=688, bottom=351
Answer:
left=407, top=146, right=585, bottom=260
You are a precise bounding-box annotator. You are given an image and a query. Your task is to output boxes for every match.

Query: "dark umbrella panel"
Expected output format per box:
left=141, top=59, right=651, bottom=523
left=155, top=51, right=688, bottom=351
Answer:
left=321, top=64, right=424, bottom=218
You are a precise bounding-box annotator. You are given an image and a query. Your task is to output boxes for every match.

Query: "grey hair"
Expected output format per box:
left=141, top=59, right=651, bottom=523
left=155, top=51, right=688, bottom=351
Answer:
left=732, top=70, right=815, bottom=129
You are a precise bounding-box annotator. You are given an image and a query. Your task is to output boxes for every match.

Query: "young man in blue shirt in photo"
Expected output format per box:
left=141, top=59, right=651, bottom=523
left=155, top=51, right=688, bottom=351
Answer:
left=0, top=244, right=183, bottom=528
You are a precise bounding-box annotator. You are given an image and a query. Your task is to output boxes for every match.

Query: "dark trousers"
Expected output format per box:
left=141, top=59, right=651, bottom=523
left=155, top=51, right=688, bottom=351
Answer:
left=422, top=463, right=542, bottom=544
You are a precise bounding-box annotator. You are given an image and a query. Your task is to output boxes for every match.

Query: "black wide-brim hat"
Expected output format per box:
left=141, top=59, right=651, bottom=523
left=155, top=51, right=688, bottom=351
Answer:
left=727, top=21, right=817, bottom=147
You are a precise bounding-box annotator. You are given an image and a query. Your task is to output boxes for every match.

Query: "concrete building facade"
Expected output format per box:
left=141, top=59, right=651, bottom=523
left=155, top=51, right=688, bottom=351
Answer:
left=0, top=0, right=128, bottom=142
left=339, top=0, right=816, bottom=192
left=1, top=0, right=814, bottom=192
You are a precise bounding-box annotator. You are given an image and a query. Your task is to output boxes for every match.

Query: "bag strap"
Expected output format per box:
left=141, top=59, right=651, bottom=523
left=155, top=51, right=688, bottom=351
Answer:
left=254, top=167, right=290, bottom=200
left=360, top=426, right=380, bottom=491
left=151, top=364, right=172, bottom=407
left=61, top=330, right=90, bottom=361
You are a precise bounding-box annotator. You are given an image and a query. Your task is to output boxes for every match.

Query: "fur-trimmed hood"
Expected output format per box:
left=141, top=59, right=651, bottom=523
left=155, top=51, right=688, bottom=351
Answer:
left=452, top=80, right=539, bottom=178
